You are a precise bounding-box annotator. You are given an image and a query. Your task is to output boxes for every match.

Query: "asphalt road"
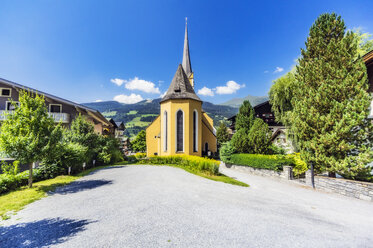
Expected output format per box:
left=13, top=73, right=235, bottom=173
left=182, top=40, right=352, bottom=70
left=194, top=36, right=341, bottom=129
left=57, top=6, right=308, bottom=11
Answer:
left=1, top=165, right=373, bottom=248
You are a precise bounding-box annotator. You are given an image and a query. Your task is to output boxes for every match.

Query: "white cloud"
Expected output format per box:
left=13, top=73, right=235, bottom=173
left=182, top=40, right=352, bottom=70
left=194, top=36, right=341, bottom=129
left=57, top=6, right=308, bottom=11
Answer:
left=95, top=99, right=103, bottom=102
left=113, top=93, right=143, bottom=104
left=197, top=86, right=214, bottom=96
left=110, top=78, right=125, bottom=86
left=274, top=67, right=284, bottom=73
left=215, top=81, right=245, bottom=95
left=264, top=70, right=269, bottom=74
left=110, top=77, right=160, bottom=94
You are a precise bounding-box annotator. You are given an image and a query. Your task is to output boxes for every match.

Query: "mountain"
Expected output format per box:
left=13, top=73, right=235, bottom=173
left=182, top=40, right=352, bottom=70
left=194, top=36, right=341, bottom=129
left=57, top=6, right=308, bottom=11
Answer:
left=82, top=99, right=238, bottom=138
left=221, top=94, right=269, bottom=108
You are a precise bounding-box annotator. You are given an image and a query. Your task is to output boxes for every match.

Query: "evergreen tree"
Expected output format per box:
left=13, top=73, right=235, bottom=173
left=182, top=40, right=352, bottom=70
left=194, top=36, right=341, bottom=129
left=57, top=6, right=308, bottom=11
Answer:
left=216, top=122, right=230, bottom=146
left=0, top=91, right=62, bottom=187
left=292, top=13, right=373, bottom=179
left=248, top=118, right=271, bottom=154
left=235, top=100, right=255, bottom=130
left=231, top=100, right=254, bottom=153
left=132, top=130, right=146, bottom=152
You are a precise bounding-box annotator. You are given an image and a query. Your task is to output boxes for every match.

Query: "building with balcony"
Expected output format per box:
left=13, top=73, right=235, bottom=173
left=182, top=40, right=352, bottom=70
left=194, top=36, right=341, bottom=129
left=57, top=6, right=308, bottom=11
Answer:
left=0, top=77, right=112, bottom=134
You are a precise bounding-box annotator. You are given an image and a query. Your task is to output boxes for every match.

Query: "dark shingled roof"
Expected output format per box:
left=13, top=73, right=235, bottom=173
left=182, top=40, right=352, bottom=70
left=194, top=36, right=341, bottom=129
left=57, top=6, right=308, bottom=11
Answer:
left=160, top=64, right=201, bottom=103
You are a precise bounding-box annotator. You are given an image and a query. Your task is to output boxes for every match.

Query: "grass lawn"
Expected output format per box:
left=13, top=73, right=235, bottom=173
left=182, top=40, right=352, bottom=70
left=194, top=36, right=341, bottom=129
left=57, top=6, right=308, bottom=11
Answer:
left=126, top=116, right=151, bottom=127
left=0, top=164, right=124, bottom=221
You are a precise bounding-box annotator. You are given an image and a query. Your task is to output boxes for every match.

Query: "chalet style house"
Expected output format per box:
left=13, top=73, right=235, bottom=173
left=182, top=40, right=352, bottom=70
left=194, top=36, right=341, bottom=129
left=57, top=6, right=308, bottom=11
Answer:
left=363, top=50, right=373, bottom=118
left=228, top=101, right=294, bottom=153
left=0, top=77, right=112, bottom=134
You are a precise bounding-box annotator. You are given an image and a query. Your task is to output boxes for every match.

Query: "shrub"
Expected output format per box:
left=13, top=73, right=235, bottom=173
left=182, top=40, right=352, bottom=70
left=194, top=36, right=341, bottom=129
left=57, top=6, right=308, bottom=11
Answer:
left=143, top=155, right=220, bottom=175
left=34, top=163, right=65, bottom=180
left=135, top=153, right=146, bottom=159
left=1, top=160, right=20, bottom=176
left=219, top=142, right=235, bottom=163
left=126, top=155, right=138, bottom=163
left=285, top=153, right=308, bottom=177
left=0, top=170, right=41, bottom=194
left=268, top=144, right=286, bottom=155
left=229, top=154, right=294, bottom=171
left=96, top=136, right=123, bottom=165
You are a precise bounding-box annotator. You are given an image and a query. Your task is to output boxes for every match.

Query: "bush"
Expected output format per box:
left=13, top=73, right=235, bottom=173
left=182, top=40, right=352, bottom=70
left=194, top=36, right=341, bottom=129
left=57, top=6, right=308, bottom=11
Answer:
left=219, top=142, right=235, bottom=163
left=1, top=160, right=20, bottom=176
left=34, top=163, right=65, bottom=180
left=126, top=155, right=138, bottom=163
left=135, top=153, right=146, bottom=159
left=142, top=155, right=220, bottom=175
left=0, top=169, right=42, bottom=194
left=285, top=153, right=308, bottom=177
left=268, top=144, right=286, bottom=155
left=229, top=154, right=294, bottom=171
left=96, top=136, right=124, bottom=165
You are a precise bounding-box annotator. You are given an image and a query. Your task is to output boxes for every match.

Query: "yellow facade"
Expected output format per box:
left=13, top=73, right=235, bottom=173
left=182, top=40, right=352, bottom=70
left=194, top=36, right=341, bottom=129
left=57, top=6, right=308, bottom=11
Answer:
left=146, top=99, right=217, bottom=157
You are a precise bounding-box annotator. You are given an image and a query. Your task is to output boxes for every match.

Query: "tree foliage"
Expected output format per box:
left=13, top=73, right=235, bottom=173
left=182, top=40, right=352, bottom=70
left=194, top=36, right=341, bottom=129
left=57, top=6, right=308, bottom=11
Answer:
left=249, top=118, right=271, bottom=154
left=269, top=70, right=296, bottom=125
left=131, top=130, right=146, bottom=152
left=291, top=13, right=373, bottom=179
left=216, top=122, right=230, bottom=146
left=0, top=91, right=62, bottom=187
left=235, top=100, right=255, bottom=131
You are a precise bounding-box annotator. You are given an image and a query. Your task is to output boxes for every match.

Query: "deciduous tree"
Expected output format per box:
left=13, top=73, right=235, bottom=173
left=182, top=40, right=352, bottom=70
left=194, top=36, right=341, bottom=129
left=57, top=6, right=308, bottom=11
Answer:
left=0, top=91, right=62, bottom=187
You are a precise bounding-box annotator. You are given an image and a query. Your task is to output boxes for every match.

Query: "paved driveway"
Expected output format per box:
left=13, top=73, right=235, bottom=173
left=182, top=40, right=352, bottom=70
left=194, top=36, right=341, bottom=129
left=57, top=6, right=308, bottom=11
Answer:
left=1, top=165, right=373, bottom=248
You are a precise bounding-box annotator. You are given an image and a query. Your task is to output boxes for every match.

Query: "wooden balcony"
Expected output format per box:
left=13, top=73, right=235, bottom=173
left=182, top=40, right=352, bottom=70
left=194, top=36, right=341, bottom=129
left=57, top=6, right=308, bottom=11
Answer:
left=0, top=110, right=70, bottom=123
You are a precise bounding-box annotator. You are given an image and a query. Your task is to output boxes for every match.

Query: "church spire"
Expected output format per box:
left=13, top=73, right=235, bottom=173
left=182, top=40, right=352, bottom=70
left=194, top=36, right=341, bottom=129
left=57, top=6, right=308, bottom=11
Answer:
left=182, top=17, right=193, bottom=78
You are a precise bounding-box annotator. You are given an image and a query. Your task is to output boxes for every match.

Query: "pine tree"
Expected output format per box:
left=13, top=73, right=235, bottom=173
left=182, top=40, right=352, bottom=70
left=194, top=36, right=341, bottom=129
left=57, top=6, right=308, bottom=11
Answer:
left=216, top=122, right=230, bottom=147
left=231, top=100, right=255, bottom=153
left=248, top=118, right=271, bottom=154
left=235, top=100, right=255, bottom=130
left=292, top=13, right=373, bottom=179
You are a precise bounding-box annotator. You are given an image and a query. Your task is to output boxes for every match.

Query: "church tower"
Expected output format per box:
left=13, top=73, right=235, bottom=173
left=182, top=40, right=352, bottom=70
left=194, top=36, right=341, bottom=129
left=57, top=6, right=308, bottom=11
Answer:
left=146, top=19, right=217, bottom=157
left=182, top=18, right=194, bottom=88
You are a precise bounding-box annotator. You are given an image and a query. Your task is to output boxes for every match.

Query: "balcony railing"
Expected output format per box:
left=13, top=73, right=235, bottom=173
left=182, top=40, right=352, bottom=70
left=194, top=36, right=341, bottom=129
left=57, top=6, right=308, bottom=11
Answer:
left=0, top=110, right=70, bottom=123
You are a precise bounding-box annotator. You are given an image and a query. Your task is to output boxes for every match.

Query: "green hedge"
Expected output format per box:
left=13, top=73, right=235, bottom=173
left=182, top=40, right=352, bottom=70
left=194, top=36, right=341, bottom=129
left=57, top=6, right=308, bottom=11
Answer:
left=0, top=169, right=47, bottom=194
left=140, top=155, right=220, bottom=175
left=228, top=154, right=294, bottom=171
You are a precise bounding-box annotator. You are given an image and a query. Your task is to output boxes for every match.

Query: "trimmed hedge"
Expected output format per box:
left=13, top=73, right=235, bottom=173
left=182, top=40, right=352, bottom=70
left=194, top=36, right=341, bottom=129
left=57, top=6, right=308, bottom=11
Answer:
left=228, top=154, right=294, bottom=171
left=140, top=155, right=220, bottom=175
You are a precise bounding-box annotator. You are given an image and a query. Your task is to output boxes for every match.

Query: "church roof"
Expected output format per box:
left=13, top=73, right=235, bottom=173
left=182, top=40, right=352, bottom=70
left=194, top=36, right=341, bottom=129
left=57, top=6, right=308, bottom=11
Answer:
left=160, top=64, right=201, bottom=103
left=182, top=18, right=192, bottom=77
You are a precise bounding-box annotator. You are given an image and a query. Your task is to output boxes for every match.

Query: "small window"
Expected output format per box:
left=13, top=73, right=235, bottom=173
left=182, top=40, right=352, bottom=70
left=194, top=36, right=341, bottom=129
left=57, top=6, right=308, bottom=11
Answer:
left=49, top=104, right=62, bottom=113
left=0, top=88, right=11, bottom=97
left=6, top=101, right=19, bottom=110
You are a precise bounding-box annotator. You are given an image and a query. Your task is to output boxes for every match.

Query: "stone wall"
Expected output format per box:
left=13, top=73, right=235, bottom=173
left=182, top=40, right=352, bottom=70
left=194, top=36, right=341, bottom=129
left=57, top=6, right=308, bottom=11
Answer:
left=305, top=170, right=373, bottom=201
left=222, top=162, right=293, bottom=180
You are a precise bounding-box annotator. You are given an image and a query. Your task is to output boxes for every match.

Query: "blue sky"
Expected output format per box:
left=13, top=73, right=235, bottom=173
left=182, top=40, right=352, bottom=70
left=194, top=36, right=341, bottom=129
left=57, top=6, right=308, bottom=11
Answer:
left=0, top=0, right=372, bottom=104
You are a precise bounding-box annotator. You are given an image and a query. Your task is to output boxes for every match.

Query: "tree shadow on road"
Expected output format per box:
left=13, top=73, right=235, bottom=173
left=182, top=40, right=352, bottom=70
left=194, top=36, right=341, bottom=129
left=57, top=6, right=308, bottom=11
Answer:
left=48, top=179, right=113, bottom=195
left=0, top=218, right=95, bottom=248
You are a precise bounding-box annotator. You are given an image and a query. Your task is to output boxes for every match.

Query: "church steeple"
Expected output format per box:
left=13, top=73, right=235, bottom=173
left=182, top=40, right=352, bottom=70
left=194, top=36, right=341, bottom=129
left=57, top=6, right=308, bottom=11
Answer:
left=182, top=18, right=194, bottom=88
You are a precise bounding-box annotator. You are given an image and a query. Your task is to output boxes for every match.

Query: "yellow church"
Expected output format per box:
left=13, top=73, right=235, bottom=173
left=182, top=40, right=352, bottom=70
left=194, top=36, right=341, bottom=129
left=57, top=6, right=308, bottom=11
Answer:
left=146, top=20, right=217, bottom=157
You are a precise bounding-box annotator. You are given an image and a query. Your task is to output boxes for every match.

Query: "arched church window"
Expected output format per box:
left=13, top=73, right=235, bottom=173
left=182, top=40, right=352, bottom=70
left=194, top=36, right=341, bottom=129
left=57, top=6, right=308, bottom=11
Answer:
left=193, top=110, right=198, bottom=152
left=163, top=111, right=168, bottom=151
left=176, top=110, right=183, bottom=152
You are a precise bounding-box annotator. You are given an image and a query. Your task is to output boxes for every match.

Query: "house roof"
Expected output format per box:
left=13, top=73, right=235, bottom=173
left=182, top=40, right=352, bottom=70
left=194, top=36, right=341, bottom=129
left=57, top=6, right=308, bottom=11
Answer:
left=160, top=65, right=201, bottom=103
left=363, top=50, right=373, bottom=64
left=0, top=77, right=111, bottom=126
